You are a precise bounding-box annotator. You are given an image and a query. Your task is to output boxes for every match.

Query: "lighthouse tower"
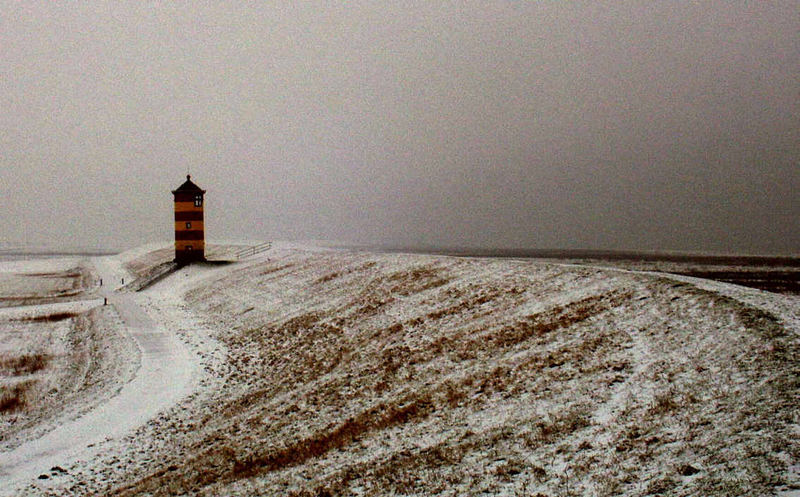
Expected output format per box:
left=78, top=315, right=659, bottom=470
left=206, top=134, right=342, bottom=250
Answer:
left=172, top=175, right=206, bottom=264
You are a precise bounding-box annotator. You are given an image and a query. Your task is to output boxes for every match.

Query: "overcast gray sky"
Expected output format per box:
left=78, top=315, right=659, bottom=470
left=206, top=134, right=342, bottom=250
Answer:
left=2, top=1, right=798, bottom=254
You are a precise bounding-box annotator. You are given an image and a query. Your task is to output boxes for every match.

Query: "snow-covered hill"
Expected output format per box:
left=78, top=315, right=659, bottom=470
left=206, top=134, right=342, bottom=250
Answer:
left=4, top=244, right=799, bottom=496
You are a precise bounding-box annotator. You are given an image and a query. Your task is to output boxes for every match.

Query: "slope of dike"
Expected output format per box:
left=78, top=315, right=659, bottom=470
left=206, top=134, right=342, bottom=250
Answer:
left=25, top=244, right=800, bottom=496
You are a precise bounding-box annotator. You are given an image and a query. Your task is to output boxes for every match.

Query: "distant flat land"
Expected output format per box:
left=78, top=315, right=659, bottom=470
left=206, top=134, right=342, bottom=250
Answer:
left=0, top=250, right=117, bottom=263
left=357, top=246, right=800, bottom=294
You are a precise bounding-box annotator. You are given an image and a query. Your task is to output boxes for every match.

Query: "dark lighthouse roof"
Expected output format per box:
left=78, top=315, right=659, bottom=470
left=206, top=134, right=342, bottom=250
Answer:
left=172, top=175, right=206, bottom=194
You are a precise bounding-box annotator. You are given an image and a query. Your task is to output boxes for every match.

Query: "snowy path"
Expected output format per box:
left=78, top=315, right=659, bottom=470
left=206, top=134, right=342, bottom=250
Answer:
left=0, top=257, right=197, bottom=493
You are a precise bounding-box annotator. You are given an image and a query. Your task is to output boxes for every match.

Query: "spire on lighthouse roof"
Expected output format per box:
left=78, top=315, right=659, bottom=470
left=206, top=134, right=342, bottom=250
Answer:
left=172, top=174, right=206, bottom=194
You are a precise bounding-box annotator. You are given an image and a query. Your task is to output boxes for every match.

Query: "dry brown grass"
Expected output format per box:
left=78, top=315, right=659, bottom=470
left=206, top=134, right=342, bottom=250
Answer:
left=115, top=393, right=438, bottom=495
left=230, top=394, right=435, bottom=478
left=0, top=380, right=35, bottom=412
left=386, top=266, right=449, bottom=296
left=315, top=271, right=341, bottom=284
left=12, top=311, right=78, bottom=323
left=23, top=270, right=82, bottom=279
left=259, top=262, right=297, bottom=276
left=0, top=353, right=50, bottom=376
left=531, top=406, right=593, bottom=445
left=424, top=286, right=503, bottom=321
left=313, top=261, right=378, bottom=285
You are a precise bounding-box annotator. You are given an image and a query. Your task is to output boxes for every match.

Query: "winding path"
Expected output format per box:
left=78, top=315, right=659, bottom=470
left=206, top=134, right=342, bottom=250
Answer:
left=0, top=256, right=196, bottom=494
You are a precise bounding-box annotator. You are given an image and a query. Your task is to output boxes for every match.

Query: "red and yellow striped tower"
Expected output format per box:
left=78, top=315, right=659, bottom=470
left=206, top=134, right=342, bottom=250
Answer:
left=172, top=175, right=206, bottom=264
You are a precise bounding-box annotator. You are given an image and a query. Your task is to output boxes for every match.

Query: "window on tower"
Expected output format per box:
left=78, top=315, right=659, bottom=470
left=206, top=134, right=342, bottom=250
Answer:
left=186, top=222, right=192, bottom=229
left=194, top=195, right=203, bottom=207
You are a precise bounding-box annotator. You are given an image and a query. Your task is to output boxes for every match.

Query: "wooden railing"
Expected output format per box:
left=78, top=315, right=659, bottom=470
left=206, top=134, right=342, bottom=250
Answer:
left=233, top=242, right=272, bottom=260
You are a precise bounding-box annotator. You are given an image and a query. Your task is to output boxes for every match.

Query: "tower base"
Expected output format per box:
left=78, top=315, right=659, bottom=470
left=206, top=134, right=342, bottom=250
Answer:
left=175, top=250, right=206, bottom=265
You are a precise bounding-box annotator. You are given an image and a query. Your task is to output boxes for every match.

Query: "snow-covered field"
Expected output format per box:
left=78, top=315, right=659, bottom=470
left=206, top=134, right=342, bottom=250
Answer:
left=0, top=257, right=136, bottom=454
left=0, top=243, right=798, bottom=496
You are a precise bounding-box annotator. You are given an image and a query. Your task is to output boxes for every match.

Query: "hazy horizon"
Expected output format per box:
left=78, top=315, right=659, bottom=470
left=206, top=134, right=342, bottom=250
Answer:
left=3, top=2, right=798, bottom=255
left=1, top=240, right=798, bottom=261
